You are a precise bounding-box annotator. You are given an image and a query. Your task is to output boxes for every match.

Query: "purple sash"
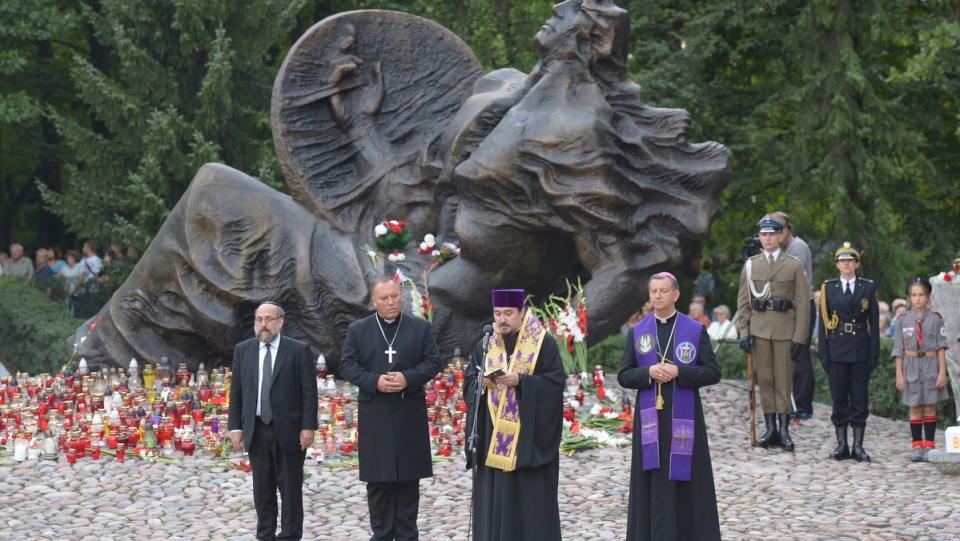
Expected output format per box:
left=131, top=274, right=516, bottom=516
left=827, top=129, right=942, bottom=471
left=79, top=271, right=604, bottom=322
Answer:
left=633, top=313, right=700, bottom=481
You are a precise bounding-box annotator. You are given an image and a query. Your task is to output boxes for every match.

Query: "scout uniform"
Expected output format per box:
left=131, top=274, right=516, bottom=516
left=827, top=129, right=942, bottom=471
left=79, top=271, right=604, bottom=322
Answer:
left=817, top=243, right=879, bottom=462
left=892, top=277, right=948, bottom=461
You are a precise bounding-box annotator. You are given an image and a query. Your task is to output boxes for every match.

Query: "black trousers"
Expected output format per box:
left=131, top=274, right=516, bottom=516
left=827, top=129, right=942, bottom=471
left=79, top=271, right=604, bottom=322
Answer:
left=250, top=417, right=306, bottom=541
left=367, top=480, right=420, bottom=541
left=828, top=361, right=871, bottom=428
left=792, top=298, right=817, bottom=415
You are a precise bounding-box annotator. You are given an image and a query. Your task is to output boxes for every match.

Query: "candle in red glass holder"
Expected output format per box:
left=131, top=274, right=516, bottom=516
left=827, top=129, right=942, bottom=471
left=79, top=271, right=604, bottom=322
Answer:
left=575, top=389, right=584, bottom=405
left=339, top=439, right=354, bottom=453
left=66, top=449, right=77, bottom=464
left=593, top=365, right=605, bottom=388
left=196, top=384, right=213, bottom=403
left=437, top=436, right=453, bottom=457
left=563, top=401, right=576, bottom=423
left=155, top=417, right=175, bottom=446
left=181, top=439, right=196, bottom=456
left=91, top=446, right=101, bottom=460
left=106, top=434, right=119, bottom=449
left=115, top=446, right=125, bottom=462
left=126, top=428, right=139, bottom=449
left=192, top=407, right=205, bottom=425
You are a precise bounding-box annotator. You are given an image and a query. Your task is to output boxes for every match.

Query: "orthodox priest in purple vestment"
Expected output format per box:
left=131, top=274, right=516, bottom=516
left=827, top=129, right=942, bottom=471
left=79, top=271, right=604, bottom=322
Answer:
left=464, top=289, right=564, bottom=541
left=617, top=273, right=721, bottom=541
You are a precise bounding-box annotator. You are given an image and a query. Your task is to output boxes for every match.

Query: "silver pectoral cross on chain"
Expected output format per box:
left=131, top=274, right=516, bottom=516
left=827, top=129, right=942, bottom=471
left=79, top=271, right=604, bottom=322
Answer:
left=385, top=345, right=396, bottom=364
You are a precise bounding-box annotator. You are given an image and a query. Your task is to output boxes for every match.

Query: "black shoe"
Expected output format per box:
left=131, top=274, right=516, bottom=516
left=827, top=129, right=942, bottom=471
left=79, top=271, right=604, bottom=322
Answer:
left=851, top=426, right=871, bottom=462
left=829, top=427, right=850, bottom=460
left=756, top=413, right=780, bottom=449
left=777, top=413, right=794, bottom=452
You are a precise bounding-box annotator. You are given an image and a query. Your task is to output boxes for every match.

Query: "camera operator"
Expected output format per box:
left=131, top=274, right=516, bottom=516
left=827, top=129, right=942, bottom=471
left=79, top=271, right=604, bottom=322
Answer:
left=766, top=211, right=817, bottom=420
left=736, top=216, right=810, bottom=452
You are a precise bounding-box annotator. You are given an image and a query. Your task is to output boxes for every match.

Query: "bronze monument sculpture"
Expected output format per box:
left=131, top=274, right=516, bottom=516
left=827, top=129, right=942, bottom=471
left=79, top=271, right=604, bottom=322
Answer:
left=73, top=0, right=731, bottom=372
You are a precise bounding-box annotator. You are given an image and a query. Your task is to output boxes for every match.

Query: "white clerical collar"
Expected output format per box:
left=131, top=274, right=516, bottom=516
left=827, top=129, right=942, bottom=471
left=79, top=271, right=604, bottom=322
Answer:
left=382, top=317, right=396, bottom=324
left=655, top=310, right=677, bottom=324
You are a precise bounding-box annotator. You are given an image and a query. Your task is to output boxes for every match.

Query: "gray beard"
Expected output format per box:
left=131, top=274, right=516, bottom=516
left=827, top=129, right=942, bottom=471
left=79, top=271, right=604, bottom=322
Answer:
left=257, top=329, right=279, bottom=344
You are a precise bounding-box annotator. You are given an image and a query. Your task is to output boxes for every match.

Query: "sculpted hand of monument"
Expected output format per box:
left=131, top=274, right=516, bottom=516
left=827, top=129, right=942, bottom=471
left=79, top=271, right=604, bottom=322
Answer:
left=328, top=31, right=385, bottom=126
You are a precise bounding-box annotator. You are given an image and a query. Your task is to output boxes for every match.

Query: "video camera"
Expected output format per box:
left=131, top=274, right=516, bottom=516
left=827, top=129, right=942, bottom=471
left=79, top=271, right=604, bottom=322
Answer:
left=740, top=235, right=762, bottom=263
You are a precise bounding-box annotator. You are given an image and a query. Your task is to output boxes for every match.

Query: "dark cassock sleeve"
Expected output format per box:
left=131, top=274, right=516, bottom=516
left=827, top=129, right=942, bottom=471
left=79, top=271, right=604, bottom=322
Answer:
left=339, top=319, right=381, bottom=394
left=399, top=318, right=443, bottom=390
left=515, top=333, right=565, bottom=470
left=675, top=327, right=722, bottom=389
left=617, top=327, right=655, bottom=390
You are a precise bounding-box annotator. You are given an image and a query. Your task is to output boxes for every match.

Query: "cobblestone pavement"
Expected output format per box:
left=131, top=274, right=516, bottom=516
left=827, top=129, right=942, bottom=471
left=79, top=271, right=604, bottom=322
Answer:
left=1, top=379, right=958, bottom=540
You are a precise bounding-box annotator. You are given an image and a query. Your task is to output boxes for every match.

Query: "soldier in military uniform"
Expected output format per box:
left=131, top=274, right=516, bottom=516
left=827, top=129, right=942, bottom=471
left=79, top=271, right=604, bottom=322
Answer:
left=736, top=217, right=810, bottom=452
left=817, top=243, right=880, bottom=462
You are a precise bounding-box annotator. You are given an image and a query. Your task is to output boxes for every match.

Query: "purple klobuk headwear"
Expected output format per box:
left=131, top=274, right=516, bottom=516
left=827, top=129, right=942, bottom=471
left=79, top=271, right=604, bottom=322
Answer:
left=492, top=289, right=525, bottom=309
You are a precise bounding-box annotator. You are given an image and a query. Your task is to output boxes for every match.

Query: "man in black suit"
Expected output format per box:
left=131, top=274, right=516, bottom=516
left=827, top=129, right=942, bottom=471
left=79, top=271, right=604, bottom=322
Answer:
left=340, top=276, right=442, bottom=541
left=818, top=243, right=880, bottom=462
left=229, top=302, right=318, bottom=540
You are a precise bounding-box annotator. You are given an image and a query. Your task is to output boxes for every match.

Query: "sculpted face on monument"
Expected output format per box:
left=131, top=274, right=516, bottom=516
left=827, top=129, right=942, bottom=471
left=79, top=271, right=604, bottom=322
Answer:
left=72, top=1, right=731, bottom=372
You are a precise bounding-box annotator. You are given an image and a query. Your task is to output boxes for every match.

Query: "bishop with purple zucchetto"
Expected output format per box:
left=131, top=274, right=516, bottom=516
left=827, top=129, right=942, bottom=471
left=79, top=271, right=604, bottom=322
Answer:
left=617, top=272, right=722, bottom=540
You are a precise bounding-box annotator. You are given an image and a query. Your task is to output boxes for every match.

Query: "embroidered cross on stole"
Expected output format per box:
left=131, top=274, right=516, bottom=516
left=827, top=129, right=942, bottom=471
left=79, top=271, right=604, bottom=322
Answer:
left=483, top=309, right=546, bottom=472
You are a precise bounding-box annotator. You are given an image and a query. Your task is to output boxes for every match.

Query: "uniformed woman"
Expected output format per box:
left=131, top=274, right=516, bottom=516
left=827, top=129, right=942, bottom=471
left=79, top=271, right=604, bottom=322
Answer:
left=817, top=243, right=879, bottom=462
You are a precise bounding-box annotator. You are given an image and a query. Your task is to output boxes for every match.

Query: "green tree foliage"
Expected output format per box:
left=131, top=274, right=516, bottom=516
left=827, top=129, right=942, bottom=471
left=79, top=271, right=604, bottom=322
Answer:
left=621, top=0, right=960, bottom=306
left=3, top=0, right=959, bottom=307
left=0, top=278, right=84, bottom=376
left=37, top=0, right=307, bottom=251
left=0, top=0, right=82, bottom=250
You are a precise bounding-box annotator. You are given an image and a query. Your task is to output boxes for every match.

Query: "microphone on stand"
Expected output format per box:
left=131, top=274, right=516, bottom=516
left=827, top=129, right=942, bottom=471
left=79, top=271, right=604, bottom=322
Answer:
left=468, top=323, right=495, bottom=541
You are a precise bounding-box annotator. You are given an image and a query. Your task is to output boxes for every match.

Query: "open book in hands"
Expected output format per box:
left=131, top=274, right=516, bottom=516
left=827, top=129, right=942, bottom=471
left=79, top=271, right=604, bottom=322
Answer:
left=483, top=368, right=505, bottom=384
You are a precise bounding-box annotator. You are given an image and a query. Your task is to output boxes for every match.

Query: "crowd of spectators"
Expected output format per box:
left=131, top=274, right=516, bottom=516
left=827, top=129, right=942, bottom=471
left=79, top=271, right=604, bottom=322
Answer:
left=2, top=240, right=137, bottom=318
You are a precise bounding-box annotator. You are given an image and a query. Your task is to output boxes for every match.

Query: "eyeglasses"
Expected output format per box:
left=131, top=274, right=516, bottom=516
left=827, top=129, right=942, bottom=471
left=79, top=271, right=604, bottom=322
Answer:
left=255, top=316, right=282, bottom=325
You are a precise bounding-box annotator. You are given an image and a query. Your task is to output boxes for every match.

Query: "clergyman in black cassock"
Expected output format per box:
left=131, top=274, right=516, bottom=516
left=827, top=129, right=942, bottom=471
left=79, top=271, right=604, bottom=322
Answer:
left=463, top=288, right=564, bottom=541
left=618, top=273, right=721, bottom=541
left=340, top=277, right=442, bottom=541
